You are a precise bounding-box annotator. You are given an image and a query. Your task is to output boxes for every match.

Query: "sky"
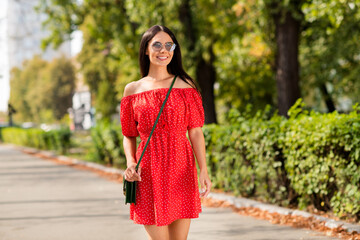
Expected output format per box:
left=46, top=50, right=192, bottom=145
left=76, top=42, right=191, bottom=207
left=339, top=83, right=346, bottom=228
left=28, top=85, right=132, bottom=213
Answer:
left=0, top=0, right=83, bottom=113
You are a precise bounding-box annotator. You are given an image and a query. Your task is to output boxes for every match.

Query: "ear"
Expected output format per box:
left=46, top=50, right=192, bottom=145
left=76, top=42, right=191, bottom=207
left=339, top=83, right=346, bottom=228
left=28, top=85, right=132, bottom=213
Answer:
left=146, top=50, right=149, bottom=55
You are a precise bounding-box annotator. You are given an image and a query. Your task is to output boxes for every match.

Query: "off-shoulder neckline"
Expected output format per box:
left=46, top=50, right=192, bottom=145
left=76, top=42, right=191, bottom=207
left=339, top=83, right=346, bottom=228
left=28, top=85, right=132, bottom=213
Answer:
left=122, top=87, right=198, bottom=99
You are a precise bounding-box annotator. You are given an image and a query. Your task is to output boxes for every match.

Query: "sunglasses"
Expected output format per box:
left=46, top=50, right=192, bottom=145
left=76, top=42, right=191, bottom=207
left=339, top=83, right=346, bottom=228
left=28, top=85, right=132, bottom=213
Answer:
left=151, top=41, right=176, bottom=52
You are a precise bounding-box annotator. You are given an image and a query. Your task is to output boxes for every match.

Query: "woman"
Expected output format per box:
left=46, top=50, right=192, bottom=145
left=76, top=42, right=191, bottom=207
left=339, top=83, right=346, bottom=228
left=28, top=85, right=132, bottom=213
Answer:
left=120, top=25, right=212, bottom=240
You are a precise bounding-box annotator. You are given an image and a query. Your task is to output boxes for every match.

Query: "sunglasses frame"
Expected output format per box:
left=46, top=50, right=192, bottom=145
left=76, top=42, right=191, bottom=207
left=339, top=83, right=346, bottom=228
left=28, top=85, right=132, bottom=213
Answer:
left=151, top=41, right=176, bottom=52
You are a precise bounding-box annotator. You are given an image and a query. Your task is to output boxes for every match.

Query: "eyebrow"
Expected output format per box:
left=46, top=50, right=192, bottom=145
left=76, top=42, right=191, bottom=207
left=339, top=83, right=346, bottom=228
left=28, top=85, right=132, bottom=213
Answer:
left=152, top=41, right=173, bottom=43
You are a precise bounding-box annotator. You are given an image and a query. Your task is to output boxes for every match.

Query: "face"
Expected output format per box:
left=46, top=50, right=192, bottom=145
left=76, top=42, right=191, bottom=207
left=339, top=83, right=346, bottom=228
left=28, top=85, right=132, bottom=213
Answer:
left=146, top=31, right=175, bottom=67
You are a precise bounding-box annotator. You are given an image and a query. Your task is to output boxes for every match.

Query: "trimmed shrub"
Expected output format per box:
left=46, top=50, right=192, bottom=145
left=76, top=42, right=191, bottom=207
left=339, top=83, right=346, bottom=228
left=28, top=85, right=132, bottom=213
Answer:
left=203, top=109, right=295, bottom=206
left=1, top=127, right=71, bottom=154
left=283, top=101, right=360, bottom=217
left=203, top=100, right=360, bottom=219
left=89, top=121, right=126, bottom=168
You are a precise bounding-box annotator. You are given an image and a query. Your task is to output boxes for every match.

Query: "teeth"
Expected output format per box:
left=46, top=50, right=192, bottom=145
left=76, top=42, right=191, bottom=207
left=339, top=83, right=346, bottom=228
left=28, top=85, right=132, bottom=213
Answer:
left=158, top=57, right=167, bottom=60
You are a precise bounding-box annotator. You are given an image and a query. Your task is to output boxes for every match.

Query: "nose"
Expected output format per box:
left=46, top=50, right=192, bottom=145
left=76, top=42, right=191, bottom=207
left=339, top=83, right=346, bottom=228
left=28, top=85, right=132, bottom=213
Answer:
left=159, top=46, right=166, bottom=53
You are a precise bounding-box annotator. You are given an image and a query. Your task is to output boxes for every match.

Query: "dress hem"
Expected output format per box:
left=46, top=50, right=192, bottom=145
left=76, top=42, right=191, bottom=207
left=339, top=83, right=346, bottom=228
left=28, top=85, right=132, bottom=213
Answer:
left=130, top=211, right=202, bottom=227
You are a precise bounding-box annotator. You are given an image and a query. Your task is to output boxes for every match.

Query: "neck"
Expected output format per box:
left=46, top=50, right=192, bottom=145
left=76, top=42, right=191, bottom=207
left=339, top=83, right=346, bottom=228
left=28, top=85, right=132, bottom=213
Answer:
left=147, top=65, right=172, bottom=81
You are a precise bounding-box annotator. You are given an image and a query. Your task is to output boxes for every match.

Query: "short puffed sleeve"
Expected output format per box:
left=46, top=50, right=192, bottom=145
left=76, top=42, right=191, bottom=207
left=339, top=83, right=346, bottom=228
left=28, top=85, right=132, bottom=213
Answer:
left=187, top=90, right=205, bottom=130
left=120, top=97, right=139, bottom=137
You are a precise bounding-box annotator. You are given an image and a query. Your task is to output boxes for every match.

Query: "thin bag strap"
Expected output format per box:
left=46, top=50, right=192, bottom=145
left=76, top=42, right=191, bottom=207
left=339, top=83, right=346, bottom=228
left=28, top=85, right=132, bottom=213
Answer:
left=135, top=75, right=177, bottom=171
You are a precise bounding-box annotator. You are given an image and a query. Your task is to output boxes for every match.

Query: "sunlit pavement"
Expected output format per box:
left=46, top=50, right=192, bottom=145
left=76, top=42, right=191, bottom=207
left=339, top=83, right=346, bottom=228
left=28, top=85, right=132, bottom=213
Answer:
left=0, top=144, right=339, bottom=240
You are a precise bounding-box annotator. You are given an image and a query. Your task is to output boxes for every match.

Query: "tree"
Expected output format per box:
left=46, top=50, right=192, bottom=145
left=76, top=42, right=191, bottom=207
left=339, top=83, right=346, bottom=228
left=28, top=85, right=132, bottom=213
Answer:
left=37, top=0, right=222, bottom=123
left=232, top=0, right=360, bottom=114
left=37, top=0, right=360, bottom=122
left=300, top=1, right=360, bottom=112
left=9, top=55, right=75, bottom=123
left=9, top=56, right=48, bottom=122
left=46, top=56, right=76, bottom=120
left=37, top=0, right=139, bottom=121
left=215, top=1, right=276, bottom=118
left=265, top=0, right=303, bottom=116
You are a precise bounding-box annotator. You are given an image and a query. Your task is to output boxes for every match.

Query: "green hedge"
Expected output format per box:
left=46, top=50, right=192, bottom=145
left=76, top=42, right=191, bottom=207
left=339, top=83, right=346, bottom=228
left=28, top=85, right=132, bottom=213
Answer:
left=88, top=121, right=126, bottom=168
left=0, top=126, right=4, bottom=141
left=203, top=107, right=291, bottom=206
left=204, top=100, right=360, bottom=219
left=1, top=127, right=71, bottom=154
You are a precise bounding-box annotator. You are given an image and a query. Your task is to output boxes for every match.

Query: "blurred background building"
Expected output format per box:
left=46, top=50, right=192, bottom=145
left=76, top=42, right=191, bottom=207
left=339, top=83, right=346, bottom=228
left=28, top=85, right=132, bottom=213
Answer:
left=7, top=0, right=71, bottom=69
left=0, top=0, right=91, bottom=129
left=68, top=75, right=93, bottom=131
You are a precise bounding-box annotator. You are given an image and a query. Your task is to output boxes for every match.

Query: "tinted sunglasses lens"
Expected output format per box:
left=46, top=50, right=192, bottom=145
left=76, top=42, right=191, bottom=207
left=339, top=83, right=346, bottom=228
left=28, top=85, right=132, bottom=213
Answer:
left=152, top=42, right=162, bottom=51
left=166, top=43, right=176, bottom=52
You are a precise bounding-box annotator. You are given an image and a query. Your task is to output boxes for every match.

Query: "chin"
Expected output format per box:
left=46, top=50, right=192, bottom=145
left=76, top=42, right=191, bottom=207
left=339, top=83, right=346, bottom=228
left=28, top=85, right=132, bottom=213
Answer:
left=153, top=61, right=171, bottom=67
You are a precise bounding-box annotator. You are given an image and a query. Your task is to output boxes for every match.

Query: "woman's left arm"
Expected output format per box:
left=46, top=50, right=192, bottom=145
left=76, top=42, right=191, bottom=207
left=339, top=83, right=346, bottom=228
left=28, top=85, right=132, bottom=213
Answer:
left=188, top=127, right=212, bottom=197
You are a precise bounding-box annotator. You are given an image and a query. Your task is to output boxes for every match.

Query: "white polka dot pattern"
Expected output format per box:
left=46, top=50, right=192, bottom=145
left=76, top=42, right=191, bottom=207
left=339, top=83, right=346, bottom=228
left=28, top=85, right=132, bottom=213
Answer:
left=120, top=88, right=204, bottom=226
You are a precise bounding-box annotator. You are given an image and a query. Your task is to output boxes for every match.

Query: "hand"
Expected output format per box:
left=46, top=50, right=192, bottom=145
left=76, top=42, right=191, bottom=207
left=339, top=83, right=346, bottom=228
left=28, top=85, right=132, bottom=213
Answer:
left=124, top=163, right=141, bottom=182
left=199, top=170, right=212, bottom=198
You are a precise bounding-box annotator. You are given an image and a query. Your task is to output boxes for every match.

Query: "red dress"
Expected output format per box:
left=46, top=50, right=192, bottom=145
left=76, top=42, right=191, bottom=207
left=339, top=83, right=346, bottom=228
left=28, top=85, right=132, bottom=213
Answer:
left=120, top=87, right=204, bottom=226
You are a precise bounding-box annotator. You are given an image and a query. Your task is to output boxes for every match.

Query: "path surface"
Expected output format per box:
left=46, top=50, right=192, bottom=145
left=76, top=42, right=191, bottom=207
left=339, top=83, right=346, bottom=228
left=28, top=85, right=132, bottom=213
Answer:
left=0, top=144, right=339, bottom=240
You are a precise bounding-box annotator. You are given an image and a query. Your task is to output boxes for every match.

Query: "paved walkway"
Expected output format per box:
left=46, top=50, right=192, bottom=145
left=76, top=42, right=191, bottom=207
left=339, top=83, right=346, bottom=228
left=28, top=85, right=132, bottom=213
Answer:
left=0, top=144, right=339, bottom=240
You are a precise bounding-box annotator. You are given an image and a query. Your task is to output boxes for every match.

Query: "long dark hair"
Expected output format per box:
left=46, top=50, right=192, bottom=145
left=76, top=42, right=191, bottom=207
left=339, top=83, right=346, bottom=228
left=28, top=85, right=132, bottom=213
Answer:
left=139, top=25, right=198, bottom=90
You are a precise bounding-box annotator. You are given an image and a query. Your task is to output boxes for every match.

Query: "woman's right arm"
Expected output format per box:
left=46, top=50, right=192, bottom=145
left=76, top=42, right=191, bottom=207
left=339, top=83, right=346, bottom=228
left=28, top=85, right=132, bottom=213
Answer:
left=122, top=82, right=141, bottom=182
left=123, top=136, right=137, bottom=167
left=123, top=136, right=141, bottom=181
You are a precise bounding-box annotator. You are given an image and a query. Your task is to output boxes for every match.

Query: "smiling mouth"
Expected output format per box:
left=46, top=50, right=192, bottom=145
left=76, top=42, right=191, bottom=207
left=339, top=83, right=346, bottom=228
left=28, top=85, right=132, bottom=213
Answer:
left=157, top=56, right=168, bottom=60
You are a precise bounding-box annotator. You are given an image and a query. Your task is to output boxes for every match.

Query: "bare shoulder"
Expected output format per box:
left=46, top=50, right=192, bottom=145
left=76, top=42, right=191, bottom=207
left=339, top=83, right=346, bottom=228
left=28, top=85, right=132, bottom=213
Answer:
left=123, top=82, right=136, bottom=97
left=176, top=77, right=197, bottom=89
left=124, top=77, right=152, bottom=97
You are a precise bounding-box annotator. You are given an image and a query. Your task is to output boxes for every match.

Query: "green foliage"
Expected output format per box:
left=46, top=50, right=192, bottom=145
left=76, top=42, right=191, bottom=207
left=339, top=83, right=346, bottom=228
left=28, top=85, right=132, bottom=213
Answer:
left=283, top=101, right=360, bottom=217
left=215, top=1, right=276, bottom=115
left=0, top=126, right=4, bottom=142
left=36, top=0, right=280, bottom=123
left=204, top=109, right=292, bottom=205
left=9, top=56, right=47, bottom=123
left=204, top=101, right=360, bottom=219
left=1, top=127, right=72, bottom=154
left=300, top=1, right=360, bottom=111
left=89, top=121, right=126, bottom=168
left=46, top=57, right=76, bottom=120
left=95, top=80, right=118, bottom=122
left=9, top=55, right=76, bottom=124
left=37, top=0, right=360, bottom=121
left=37, top=0, right=141, bottom=121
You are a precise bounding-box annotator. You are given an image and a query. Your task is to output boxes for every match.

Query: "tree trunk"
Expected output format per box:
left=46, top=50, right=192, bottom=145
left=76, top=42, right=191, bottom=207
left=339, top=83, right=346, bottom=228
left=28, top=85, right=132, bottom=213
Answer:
left=178, top=1, right=217, bottom=124
left=196, top=48, right=217, bottom=124
left=319, top=83, right=336, bottom=112
left=178, top=0, right=196, bottom=52
left=272, top=5, right=302, bottom=116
